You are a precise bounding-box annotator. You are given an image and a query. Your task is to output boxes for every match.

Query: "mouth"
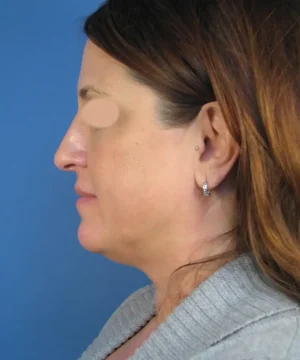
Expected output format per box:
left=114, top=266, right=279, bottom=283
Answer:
left=74, top=185, right=96, bottom=198
left=74, top=185, right=97, bottom=207
left=76, top=196, right=97, bottom=207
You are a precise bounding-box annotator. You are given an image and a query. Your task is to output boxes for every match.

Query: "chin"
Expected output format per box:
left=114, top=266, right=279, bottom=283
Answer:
left=78, top=235, right=99, bottom=253
left=77, top=223, right=104, bottom=253
left=77, top=222, right=136, bottom=265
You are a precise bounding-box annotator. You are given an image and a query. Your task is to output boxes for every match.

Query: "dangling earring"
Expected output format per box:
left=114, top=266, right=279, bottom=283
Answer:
left=203, top=181, right=211, bottom=197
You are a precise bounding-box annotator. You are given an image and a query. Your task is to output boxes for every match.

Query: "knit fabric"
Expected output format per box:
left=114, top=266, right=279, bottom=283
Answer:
left=79, top=252, right=300, bottom=359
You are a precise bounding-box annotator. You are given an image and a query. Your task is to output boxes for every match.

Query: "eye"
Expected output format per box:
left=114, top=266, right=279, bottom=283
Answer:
left=81, top=98, right=120, bottom=129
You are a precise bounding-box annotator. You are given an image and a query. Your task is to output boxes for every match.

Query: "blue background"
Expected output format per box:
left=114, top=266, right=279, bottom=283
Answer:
left=0, top=1, right=149, bottom=359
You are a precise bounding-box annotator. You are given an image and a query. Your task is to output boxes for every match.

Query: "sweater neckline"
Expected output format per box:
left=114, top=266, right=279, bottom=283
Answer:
left=88, top=252, right=298, bottom=360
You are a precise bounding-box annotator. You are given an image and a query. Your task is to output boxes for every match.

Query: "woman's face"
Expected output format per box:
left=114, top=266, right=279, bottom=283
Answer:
left=54, top=40, right=199, bottom=265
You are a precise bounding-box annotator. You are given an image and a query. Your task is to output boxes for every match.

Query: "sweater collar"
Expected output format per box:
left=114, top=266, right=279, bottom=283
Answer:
left=82, top=252, right=298, bottom=360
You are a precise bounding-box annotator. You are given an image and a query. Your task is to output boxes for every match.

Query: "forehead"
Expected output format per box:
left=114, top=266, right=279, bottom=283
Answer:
left=77, top=40, right=160, bottom=115
left=78, top=40, right=131, bottom=93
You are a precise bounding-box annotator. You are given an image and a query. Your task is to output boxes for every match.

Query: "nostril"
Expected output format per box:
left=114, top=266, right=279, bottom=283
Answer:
left=54, top=153, right=74, bottom=171
left=64, top=164, right=76, bottom=171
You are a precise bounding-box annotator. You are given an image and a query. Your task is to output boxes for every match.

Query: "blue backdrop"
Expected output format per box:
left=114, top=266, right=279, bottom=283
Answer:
left=0, top=1, right=149, bottom=359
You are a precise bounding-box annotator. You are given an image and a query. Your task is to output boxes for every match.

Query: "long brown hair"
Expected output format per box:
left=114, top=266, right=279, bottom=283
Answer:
left=84, top=0, right=300, bottom=303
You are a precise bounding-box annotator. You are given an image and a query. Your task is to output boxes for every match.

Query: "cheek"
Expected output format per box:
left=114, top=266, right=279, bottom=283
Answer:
left=87, top=148, right=149, bottom=226
left=89, top=141, right=149, bottom=197
left=86, top=121, right=192, bottom=226
left=88, top=139, right=186, bottom=218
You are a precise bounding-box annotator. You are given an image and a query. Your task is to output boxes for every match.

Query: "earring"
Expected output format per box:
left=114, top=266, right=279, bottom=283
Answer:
left=195, top=147, right=211, bottom=196
left=203, top=181, right=211, bottom=197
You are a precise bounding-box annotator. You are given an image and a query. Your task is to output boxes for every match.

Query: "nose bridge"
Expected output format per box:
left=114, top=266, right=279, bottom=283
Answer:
left=54, top=114, right=88, bottom=171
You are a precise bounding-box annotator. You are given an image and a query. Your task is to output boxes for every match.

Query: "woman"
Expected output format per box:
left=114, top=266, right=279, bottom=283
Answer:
left=54, top=0, right=300, bottom=359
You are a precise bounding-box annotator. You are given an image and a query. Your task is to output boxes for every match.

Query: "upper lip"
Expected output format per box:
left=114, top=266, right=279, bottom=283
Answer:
left=74, top=186, right=96, bottom=198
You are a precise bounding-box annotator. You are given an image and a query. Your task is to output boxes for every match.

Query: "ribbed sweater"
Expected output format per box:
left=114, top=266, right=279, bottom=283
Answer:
left=79, top=252, right=300, bottom=359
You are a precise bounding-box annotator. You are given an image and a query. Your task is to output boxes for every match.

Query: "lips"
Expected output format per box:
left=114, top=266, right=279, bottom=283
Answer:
left=75, top=185, right=97, bottom=208
left=74, top=185, right=96, bottom=198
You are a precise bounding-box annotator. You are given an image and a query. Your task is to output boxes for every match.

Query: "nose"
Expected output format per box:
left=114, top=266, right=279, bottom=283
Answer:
left=54, top=119, right=87, bottom=171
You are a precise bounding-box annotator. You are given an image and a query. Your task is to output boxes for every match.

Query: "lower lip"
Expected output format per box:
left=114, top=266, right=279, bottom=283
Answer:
left=76, top=196, right=97, bottom=206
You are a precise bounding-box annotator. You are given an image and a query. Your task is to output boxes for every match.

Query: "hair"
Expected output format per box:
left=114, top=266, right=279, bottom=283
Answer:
left=83, top=0, right=300, bottom=305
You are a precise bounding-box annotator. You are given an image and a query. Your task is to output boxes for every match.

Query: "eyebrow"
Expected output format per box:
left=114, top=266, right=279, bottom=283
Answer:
left=78, top=85, right=110, bottom=101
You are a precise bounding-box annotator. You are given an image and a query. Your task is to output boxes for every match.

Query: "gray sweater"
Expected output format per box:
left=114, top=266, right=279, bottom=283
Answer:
left=79, top=253, right=300, bottom=359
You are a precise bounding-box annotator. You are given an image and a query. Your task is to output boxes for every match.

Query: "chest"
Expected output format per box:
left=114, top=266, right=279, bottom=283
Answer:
left=105, top=319, right=157, bottom=360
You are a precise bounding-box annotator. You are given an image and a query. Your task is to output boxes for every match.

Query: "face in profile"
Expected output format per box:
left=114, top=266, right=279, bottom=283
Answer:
left=54, top=40, right=199, bottom=265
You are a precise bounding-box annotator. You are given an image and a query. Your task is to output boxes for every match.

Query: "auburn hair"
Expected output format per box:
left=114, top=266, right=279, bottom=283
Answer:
left=84, top=0, right=300, bottom=302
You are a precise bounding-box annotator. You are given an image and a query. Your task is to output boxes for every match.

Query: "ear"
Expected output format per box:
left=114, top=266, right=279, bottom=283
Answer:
left=194, top=102, right=240, bottom=192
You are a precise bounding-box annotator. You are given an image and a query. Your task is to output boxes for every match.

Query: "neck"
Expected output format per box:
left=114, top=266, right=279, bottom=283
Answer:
left=153, top=246, right=238, bottom=324
left=136, top=191, right=238, bottom=322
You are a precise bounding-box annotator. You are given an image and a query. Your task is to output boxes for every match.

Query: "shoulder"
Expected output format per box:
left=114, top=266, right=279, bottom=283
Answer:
left=115, top=283, right=155, bottom=311
left=190, top=308, right=300, bottom=360
left=78, top=284, right=155, bottom=360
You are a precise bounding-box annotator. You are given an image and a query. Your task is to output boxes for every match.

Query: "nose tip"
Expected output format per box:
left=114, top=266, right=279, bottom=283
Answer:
left=54, top=138, right=87, bottom=171
left=54, top=150, right=75, bottom=171
left=54, top=145, right=74, bottom=171
left=54, top=132, right=78, bottom=171
left=54, top=118, right=87, bottom=171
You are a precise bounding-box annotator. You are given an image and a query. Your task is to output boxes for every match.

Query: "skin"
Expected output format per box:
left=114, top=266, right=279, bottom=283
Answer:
left=54, top=40, right=240, bottom=322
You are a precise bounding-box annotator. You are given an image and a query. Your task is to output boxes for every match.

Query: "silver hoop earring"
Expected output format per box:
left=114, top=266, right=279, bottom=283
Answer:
left=203, top=181, right=211, bottom=197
